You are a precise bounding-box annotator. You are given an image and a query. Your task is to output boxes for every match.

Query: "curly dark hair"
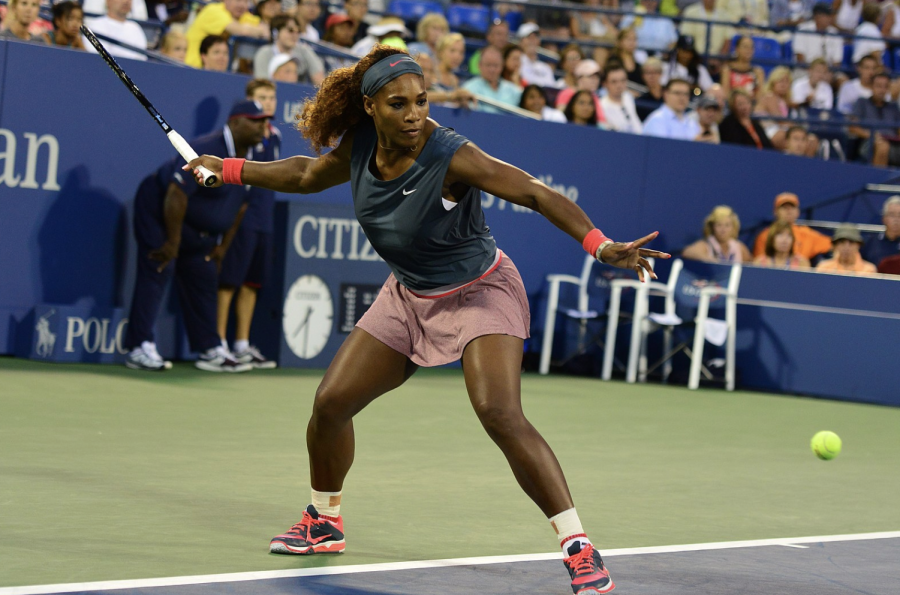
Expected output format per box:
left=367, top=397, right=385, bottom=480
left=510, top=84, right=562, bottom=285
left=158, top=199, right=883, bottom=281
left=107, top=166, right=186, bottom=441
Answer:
left=298, top=44, right=412, bottom=154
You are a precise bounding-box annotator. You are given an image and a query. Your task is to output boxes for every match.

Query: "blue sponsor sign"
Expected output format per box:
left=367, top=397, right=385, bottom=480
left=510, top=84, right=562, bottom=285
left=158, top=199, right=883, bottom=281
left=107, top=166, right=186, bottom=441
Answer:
left=23, top=304, right=128, bottom=363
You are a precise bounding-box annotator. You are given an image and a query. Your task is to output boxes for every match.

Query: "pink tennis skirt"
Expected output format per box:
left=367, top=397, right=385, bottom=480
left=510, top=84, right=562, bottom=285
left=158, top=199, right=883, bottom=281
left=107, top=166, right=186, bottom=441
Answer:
left=356, top=251, right=531, bottom=367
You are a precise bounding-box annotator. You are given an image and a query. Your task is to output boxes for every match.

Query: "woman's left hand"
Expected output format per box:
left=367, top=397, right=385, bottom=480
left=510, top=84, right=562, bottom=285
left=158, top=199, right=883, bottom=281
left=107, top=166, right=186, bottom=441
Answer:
left=598, top=231, right=671, bottom=282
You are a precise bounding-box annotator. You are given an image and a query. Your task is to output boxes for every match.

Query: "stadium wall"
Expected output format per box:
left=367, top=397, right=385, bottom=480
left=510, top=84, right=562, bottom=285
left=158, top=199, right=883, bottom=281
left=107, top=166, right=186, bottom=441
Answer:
left=1, top=41, right=896, bottom=404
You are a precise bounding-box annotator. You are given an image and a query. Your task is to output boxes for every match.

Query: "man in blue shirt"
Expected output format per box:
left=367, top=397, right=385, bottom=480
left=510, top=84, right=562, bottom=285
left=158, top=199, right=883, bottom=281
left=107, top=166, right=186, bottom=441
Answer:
left=217, top=80, right=282, bottom=369
left=862, top=195, right=900, bottom=268
left=125, top=100, right=269, bottom=372
left=642, top=79, right=702, bottom=140
left=849, top=73, right=900, bottom=166
left=462, top=46, right=523, bottom=115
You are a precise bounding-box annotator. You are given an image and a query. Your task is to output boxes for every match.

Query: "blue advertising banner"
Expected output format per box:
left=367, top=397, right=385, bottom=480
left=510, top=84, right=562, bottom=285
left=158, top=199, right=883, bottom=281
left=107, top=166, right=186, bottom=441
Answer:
left=19, top=303, right=128, bottom=363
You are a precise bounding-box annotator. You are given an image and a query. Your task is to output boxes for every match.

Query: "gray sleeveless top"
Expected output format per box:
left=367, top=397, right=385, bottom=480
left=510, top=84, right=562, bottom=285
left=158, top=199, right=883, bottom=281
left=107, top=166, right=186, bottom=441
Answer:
left=350, top=120, right=497, bottom=292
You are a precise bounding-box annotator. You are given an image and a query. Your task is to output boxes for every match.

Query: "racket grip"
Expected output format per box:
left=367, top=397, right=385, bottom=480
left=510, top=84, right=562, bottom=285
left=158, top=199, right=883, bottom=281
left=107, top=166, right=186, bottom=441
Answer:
left=167, top=130, right=218, bottom=187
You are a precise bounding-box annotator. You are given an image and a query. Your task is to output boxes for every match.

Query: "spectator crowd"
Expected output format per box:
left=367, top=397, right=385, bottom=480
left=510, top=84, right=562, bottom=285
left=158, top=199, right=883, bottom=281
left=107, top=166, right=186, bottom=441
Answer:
left=3, top=0, right=899, bottom=274
left=7, top=0, right=900, bottom=165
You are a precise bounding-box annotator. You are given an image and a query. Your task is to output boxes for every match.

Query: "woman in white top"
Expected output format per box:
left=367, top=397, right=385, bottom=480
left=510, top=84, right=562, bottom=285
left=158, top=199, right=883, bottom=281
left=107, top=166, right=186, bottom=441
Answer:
left=662, top=36, right=713, bottom=93
left=520, top=84, right=568, bottom=123
left=682, top=206, right=752, bottom=263
left=834, top=0, right=864, bottom=33
left=433, top=32, right=466, bottom=92
left=406, top=12, right=449, bottom=59
left=570, top=0, right=618, bottom=43
left=853, top=3, right=886, bottom=63
left=292, top=0, right=322, bottom=42
left=882, top=0, right=900, bottom=39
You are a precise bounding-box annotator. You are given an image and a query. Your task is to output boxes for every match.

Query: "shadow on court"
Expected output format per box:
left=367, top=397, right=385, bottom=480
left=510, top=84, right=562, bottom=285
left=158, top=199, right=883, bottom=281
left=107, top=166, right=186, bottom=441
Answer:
left=77, top=538, right=899, bottom=595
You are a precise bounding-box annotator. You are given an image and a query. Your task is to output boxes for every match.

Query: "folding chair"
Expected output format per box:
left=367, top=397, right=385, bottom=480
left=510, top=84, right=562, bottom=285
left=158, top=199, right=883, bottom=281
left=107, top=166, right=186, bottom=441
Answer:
left=601, top=258, right=683, bottom=383
left=539, top=254, right=613, bottom=375
left=623, top=262, right=741, bottom=390
left=689, top=263, right=742, bottom=390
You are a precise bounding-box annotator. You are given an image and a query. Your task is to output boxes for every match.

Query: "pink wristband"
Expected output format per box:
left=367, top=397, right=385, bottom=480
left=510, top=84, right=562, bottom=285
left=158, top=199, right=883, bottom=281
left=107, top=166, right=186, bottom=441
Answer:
left=582, top=228, right=611, bottom=257
left=222, top=158, right=245, bottom=185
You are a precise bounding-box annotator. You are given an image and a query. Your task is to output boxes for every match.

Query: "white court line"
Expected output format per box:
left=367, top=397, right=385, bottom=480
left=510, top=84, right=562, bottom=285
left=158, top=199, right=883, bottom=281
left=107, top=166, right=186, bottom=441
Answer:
left=2, top=531, right=898, bottom=595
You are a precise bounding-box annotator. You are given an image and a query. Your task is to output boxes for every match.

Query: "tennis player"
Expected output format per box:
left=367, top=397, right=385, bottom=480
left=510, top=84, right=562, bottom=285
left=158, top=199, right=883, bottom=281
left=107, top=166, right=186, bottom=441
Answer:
left=186, top=45, right=668, bottom=594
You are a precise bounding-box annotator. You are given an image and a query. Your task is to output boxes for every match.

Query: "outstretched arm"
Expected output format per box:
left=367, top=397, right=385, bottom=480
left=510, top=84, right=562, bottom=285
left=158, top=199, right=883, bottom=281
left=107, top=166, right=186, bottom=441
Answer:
left=184, top=130, right=354, bottom=194
left=448, top=143, right=670, bottom=280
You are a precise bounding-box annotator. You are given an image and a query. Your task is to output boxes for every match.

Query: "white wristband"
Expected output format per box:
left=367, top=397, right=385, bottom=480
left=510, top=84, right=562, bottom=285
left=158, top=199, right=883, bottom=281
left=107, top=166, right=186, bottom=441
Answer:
left=595, top=240, right=614, bottom=264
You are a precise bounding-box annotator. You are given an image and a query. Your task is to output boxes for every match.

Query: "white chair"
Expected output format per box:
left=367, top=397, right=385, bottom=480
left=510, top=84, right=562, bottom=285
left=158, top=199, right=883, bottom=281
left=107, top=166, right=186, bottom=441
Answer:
left=539, top=255, right=604, bottom=375
left=634, top=262, right=742, bottom=390
left=689, top=263, right=742, bottom=391
left=601, top=258, right=683, bottom=383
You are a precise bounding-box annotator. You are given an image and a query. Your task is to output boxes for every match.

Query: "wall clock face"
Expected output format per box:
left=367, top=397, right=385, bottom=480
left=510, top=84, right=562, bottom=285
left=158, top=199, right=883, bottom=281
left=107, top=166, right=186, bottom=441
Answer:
left=283, top=275, right=334, bottom=359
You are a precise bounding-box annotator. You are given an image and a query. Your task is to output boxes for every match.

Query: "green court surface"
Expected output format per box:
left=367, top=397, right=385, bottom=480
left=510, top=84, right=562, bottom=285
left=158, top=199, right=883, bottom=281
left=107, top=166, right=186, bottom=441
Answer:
left=1, top=357, right=899, bottom=589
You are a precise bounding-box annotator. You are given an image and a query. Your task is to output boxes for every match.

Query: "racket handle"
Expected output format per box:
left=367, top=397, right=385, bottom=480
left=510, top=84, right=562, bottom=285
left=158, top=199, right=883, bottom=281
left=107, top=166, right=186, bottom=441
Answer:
left=167, top=130, right=217, bottom=187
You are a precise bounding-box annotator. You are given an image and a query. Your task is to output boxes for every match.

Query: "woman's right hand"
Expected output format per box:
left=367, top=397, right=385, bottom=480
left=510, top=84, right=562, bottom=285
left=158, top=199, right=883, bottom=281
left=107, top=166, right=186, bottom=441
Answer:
left=183, top=156, right=224, bottom=188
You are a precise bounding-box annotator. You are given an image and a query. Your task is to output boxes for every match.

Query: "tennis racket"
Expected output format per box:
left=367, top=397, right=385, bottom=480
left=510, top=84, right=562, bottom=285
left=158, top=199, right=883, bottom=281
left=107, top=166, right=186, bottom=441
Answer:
left=81, top=25, right=217, bottom=186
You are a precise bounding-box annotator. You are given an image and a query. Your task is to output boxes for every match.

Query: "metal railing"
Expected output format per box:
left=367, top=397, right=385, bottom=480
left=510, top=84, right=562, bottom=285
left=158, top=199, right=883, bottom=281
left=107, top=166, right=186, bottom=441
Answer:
left=748, top=113, right=897, bottom=164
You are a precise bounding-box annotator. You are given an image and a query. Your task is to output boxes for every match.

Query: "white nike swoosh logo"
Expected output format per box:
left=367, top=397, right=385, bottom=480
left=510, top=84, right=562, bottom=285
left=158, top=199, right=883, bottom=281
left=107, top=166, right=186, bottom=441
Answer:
left=402, top=189, right=417, bottom=195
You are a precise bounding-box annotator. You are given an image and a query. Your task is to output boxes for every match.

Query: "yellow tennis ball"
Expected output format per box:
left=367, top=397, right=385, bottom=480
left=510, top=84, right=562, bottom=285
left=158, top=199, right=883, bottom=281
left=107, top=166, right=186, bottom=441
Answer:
left=811, top=431, right=842, bottom=460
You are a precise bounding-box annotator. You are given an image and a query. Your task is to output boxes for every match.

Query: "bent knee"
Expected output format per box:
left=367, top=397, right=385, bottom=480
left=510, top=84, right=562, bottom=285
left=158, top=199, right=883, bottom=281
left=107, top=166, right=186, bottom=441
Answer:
left=311, top=383, right=356, bottom=424
left=473, top=402, right=529, bottom=437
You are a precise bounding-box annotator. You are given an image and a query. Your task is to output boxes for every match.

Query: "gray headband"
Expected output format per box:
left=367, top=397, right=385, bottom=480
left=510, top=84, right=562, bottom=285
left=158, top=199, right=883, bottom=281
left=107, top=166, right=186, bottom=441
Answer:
left=360, top=54, right=423, bottom=98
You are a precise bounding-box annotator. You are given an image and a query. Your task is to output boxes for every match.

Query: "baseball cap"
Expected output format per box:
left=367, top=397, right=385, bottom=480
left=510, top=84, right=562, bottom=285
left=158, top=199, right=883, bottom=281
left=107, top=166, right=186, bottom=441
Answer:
left=516, top=22, right=540, bottom=39
left=574, top=59, right=601, bottom=78
left=676, top=35, right=696, bottom=51
left=832, top=224, right=863, bottom=244
left=228, top=99, right=269, bottom=120
left=812, top=2, right=833, bottom=15
left=268, top=54, right=300, bottom=79
left=325, top=13, right=353, bottom=30
left=774, top=192, right=799, bottom=208
left=368, top=16, right=410, bottom=37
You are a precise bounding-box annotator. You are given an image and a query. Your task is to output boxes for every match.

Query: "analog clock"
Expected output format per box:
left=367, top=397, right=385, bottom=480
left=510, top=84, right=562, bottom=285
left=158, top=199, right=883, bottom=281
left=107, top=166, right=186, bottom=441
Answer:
left=283, top=275, right=334, bottom=359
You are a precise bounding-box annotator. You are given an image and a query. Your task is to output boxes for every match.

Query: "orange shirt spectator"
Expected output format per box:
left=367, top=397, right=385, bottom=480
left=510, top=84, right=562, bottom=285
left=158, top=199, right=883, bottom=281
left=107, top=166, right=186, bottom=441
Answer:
left=815, top=224, right=877, bottom=275
left=753, top=192, right=832, bottom=260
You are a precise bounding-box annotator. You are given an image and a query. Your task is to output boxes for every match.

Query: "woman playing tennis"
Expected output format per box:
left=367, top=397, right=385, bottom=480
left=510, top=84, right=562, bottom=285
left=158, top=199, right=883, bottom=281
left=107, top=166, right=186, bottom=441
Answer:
left=186, top=45, right=668, bottom=595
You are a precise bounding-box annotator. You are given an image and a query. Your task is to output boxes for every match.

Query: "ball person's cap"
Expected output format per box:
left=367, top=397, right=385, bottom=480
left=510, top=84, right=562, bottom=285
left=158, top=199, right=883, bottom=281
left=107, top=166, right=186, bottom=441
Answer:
left=228, top=99, right=270, bottom=120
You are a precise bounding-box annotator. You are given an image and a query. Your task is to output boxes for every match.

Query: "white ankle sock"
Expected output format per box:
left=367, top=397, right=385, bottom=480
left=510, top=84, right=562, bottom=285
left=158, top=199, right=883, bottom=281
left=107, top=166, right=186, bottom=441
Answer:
left=234, top=339, right=249, bottom=353
left=549, top=508, right=591, bottom=553
left=311, top=489, right=342, bottom=518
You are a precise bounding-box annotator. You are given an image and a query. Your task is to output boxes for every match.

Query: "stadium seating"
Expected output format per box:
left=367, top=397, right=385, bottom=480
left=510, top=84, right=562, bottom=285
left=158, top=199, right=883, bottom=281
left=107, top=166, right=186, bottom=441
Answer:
left=446, top=4, right=491, bottom=34
left=388, top=0, right=445, bottom=23
left=731, top=35, right=783, bottom=73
